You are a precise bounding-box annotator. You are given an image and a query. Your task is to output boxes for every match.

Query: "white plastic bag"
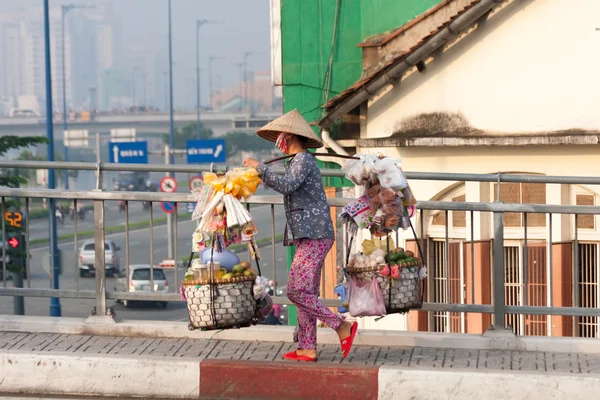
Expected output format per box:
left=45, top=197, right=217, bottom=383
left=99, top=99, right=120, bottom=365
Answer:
left=348, top=277, right=386, bottom=317
left=376, top=158, right=407, bottom=190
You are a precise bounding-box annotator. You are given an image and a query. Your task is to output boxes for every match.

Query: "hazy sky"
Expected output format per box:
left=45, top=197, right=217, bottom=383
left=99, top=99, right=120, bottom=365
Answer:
left=4, top=0, right=271, bottom=107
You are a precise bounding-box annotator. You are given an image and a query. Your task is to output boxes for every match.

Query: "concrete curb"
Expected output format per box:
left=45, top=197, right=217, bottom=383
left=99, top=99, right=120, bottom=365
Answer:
left=377, top=367, right=600, bottom=400
left=0, top=350, right=199, bottom=399
left=0, top=315, right=296, bottom=343
left=3, top=315, right=600, bottom=355
left=3, top=350, right=599, bottom=399
left=200, top=359, right=379, bottom=400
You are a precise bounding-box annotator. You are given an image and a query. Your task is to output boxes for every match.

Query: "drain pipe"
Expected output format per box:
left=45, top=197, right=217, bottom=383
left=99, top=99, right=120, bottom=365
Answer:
left=314, top=127, right=350, bottom=167
left=321, top=128, right=349, bottom=156
left=318, top=0, right=505, bottom=128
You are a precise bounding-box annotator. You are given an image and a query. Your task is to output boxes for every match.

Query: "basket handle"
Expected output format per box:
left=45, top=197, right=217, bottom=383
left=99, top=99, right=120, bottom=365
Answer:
left=249, top=240, right=262, bottom=277
left=408, top=218, right=425, bottom=307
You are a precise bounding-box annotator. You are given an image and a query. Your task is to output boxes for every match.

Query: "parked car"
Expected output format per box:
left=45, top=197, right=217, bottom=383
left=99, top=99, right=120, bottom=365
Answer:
left=114, top=265, right=169, bottom=308
left=78, top=239, right=121, bottom=277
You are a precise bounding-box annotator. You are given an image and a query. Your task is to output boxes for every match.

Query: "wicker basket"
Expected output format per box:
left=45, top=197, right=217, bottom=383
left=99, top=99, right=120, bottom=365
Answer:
left=346, top=260, right=423, bottom=313
left=182, top=275, right=256, bottom=330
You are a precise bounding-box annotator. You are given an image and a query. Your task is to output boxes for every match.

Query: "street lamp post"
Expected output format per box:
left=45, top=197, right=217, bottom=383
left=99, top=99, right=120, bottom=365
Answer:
left=168, top=0, right=174, bottom=165
left=208, top=56, right=224, bottom=109
left=44, top=0, right=61, bottom=317
left=195, top=19, right=219, bottom=140
left=142, top=73, right=147, bottom=107
left=61, top=4, right=93, bottom=190
left=132, top=67, right=140, bottom=108
left=232, top=63, right=243, bottom=111
left=243, top=52, right=253, bottom=112
left=162, top=71, right=168, bottom=112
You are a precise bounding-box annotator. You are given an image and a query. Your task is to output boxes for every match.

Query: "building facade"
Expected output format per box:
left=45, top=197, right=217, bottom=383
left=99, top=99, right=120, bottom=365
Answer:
left=275, top=0, right=600, bottom=336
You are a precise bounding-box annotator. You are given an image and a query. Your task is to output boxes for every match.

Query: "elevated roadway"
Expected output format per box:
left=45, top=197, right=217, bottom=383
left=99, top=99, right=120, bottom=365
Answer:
left=0, top=111, right=280, bottom=138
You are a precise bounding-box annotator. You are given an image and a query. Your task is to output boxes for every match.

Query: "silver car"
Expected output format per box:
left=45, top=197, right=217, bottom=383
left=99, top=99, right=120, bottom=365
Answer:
left=114, top=265, right=169, bottom=308
left=78, top=239, right=121, bottom=277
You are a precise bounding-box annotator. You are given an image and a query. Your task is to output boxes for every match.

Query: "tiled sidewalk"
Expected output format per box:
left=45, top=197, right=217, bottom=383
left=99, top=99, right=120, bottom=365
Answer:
left=2, top=330, right=600, bottom=375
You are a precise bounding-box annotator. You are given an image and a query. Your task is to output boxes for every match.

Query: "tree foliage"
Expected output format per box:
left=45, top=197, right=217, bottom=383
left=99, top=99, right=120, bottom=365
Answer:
left=224, top=131, right=273, bottom=157
left=161, top=124, right=272, bottom=158
left=162, top=123, right=213, bottom=149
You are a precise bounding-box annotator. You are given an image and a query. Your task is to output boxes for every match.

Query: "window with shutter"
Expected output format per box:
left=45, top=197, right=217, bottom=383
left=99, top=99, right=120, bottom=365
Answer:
left=576, top=194, right=595, bottom=230
left=493, top=182, right=546, bottom=227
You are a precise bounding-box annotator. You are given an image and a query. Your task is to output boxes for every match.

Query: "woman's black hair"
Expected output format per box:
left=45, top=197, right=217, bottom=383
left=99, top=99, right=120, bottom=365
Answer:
left=297, top=135, right=310, bottom=146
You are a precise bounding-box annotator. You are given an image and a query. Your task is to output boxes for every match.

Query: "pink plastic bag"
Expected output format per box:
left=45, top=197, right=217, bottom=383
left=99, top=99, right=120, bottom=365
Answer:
left=348, top=277, right=386, bottom=317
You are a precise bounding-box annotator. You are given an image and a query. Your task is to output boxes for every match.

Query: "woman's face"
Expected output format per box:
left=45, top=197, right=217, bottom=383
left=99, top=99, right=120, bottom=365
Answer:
left=276, top=132, right=293, bottom=154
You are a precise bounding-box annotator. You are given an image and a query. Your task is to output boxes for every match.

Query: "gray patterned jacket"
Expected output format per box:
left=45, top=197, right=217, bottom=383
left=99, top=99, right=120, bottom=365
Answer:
left=256, top=152, right=335, bottom=246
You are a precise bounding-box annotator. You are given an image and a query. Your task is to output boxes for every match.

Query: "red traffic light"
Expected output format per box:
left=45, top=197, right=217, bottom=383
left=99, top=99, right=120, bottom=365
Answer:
left=8, top=237, right=19, bottom=248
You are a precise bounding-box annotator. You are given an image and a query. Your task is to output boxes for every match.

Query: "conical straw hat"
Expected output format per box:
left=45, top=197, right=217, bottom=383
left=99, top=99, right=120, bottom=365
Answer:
left=257, top=109, right=324, bottom=148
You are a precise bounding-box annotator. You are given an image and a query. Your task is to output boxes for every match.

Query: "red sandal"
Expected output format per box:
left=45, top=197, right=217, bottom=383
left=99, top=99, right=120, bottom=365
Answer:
left=340, top=321, right=358, bottom=358
left=282, top=351, right=318, bottom=362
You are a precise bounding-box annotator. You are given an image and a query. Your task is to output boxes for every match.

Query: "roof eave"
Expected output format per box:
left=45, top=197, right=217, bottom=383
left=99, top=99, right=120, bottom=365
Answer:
left=318, top=0, right=506, bottom=129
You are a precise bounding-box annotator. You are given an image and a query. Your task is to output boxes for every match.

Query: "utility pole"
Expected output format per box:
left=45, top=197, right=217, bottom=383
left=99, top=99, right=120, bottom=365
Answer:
left=44, top=0, right=61, bottom=317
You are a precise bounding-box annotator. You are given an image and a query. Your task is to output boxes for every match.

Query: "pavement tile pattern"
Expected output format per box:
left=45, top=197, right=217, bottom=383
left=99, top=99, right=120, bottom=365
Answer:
left=2, top=331, right=600, bottom=374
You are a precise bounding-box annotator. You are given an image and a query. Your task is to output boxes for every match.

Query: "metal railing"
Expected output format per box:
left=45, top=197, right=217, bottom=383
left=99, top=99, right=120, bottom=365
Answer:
left=1, top=160, right=600, bottom=337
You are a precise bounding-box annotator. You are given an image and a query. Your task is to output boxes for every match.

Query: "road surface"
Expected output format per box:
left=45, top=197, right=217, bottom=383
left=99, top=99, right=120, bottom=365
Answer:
left=0, top=202, right=288, bottom=321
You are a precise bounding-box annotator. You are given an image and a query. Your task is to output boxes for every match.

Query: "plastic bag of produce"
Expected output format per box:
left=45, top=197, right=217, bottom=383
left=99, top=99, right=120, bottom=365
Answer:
left=348, top=277, right=386, bottom=317
left=376, top=157, right=407, bottom=190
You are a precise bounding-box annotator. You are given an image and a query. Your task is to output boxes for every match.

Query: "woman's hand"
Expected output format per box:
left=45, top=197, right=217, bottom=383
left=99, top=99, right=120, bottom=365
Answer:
left=243, top=158, right=260, bottom=169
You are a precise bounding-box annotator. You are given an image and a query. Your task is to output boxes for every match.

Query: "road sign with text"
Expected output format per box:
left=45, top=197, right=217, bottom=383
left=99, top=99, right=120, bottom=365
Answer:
left=108, top=141, right=148, bottom=164
left=186, top=139, right=226, bottom=164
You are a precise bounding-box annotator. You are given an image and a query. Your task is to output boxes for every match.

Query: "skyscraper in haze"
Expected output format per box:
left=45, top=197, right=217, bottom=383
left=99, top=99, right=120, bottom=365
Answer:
left=0, top=4, right=120, bottom=115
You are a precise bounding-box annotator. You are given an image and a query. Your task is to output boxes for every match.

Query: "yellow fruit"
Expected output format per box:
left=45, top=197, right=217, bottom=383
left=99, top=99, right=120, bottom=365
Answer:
left=232, top=265, right=244, bottom=274
left=221, top=273, right=233, bottom=280
left=203, top=173, right=218, bottom=184
left=243, top=270, right=254, bottom=277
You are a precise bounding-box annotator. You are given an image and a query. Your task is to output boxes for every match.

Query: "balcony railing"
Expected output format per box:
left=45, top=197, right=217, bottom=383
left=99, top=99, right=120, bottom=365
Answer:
left=1, top=160, right=600, bottom=337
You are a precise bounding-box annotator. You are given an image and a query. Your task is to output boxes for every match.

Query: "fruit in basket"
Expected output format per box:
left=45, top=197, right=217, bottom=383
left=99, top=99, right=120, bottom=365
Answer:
left=243, top=270, right=254, bottom=277
left=240, top=261, right=251, bottom=270
left=404, top=257, right=415, bottom=263
left=405, top=250, right=414, bottom=258
left=232, top=265, right=244, bottom=274
left=221, top=273, right=233, bottom=280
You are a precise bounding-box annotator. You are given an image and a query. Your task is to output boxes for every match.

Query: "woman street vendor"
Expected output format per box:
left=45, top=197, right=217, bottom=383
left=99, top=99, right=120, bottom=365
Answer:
left=244, top=109, right=358, bottom=362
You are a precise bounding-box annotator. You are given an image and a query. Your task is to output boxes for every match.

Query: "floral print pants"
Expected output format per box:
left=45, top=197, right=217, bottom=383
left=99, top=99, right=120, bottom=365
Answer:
left=287, top=238, right=342, bottom=350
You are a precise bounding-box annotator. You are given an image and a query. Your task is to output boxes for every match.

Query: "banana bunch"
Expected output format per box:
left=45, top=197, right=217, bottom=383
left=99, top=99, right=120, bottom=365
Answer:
left=203, top=168, right=262, bottom=200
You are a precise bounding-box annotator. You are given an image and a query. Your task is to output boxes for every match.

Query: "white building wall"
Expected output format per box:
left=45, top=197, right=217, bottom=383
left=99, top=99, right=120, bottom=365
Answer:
left=367, top=0, right=600, bottom=138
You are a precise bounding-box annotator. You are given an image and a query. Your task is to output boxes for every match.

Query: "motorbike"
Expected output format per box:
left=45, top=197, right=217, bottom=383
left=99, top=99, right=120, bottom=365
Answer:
left=55, top=208, right=64, bottom=225
left=70, top=203, right=86, bottom=221
left=261, top=286, right=287, bottom=326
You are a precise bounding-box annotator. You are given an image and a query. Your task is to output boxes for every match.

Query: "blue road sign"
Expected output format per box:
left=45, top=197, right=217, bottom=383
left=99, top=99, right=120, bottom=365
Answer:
left=160, top=201, right=176, bottom=214
left=109, top=141, right=148, bottom=164
left=186, top=202, right=195, bottom=214
left=186, top=139, right=226, bottom=164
